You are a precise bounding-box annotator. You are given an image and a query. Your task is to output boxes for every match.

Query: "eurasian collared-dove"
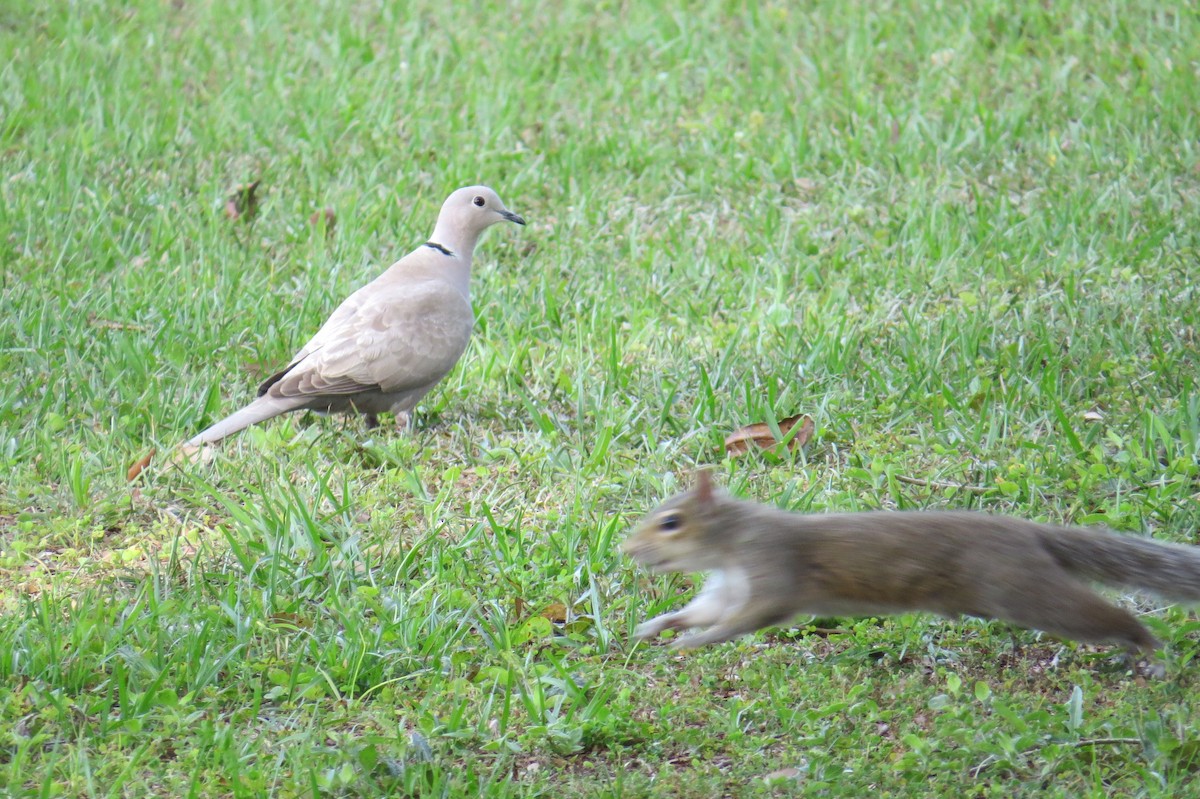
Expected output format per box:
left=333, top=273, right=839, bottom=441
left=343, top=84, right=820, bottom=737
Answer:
left=184, top=185, right=525, bottom=447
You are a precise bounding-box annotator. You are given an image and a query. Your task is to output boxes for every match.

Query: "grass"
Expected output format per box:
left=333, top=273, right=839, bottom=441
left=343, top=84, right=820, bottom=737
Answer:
left=1, top=0, right=1199, bottom=794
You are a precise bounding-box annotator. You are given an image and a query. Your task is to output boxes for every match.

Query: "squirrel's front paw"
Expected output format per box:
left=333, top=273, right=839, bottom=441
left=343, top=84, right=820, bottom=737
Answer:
left=633, top=619, right=668, bottom=640
left=634, top=612, right=690, bottom=641
left=669, top=634, right=705, bottom=650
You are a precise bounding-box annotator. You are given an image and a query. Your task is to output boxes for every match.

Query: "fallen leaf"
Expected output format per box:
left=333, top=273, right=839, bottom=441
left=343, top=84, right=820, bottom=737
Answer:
left=309, top=207, right=336, bottom=238
left=127, top=449, right=156, bottom=481
left=781, top=177, right=817, bottom=197
left=724, top=413, right=814, bottom=456
left=171, top=443, right=214, bottom=466
left=519, top=123, right=544, bottom=149
left=224, top=180, right=260, bottom=221
left=89, top=313, right=147, bottom=333
left=269, top=612, right=311, bottom=628
left=540, top=602, right=568, bottom=623
left=762, top=767, right=804, bottom=783
left=240, top=358, right=275, bottom=379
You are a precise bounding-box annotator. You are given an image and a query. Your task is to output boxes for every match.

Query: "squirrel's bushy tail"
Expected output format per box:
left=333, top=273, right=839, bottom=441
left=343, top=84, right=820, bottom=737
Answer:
left=1038, top=526, right=1200, bottom=602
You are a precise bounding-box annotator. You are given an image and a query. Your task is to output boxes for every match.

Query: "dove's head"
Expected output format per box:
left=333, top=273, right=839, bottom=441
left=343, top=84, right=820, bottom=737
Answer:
left=431, top=185, right=525, bottom=256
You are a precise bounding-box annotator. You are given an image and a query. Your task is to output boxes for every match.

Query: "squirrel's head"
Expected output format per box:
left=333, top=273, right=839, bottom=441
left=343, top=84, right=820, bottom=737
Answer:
left=621, top=469, right=727, bottom=572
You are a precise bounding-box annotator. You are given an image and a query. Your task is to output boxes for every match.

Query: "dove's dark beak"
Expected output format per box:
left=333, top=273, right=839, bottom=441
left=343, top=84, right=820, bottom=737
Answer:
left=502, top=210, right=526, bottom=226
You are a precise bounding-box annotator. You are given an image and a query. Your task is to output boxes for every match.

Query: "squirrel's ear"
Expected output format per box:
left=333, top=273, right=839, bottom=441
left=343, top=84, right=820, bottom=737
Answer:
left=693, top=467, right=715, bottom=504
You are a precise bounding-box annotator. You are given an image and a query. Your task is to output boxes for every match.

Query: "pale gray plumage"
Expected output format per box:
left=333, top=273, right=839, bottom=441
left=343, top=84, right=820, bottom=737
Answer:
left=185, top=185, right=525, bottom=447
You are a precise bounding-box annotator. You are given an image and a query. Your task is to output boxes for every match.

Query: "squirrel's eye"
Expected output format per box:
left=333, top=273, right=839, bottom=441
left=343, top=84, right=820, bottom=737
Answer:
left=658, top=512, right=682, bottom=533
left=472, top=196, right=485, bottom=207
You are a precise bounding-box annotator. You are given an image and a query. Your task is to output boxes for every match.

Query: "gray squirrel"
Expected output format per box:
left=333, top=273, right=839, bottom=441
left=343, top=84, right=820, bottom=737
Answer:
left=623, top=471, right=1200, bottom=653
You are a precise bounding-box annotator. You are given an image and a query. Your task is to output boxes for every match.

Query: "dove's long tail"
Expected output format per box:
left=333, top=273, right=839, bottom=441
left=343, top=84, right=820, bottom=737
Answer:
left=185, top=395, right=304, bottom=447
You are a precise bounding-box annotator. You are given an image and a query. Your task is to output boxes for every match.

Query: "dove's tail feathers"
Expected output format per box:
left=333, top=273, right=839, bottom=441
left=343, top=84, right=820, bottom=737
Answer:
left=185, top=396, right=302, bottom=447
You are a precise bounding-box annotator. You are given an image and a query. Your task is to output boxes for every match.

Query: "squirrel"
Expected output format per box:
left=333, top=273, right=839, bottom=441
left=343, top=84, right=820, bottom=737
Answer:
left=622, top=470, right=1200, bottom=654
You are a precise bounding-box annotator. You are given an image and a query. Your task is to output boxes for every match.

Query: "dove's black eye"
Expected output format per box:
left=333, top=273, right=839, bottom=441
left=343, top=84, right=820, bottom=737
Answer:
left=472, top=196, right=485, bottom=207
left=659, top=512, right=683, bottom=533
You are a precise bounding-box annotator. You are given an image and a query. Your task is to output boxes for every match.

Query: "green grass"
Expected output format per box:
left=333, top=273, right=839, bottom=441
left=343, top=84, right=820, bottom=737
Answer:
left=2, top=0, right=1199, bottom=794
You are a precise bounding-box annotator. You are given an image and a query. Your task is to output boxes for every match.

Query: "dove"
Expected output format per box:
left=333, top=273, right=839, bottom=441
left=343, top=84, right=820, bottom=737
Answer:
left=184, top=185, right=525, bottom=447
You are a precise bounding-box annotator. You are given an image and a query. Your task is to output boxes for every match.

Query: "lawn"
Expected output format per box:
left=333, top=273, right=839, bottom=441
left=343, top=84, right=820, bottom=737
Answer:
left=2, top=0, right=1199, bottom=795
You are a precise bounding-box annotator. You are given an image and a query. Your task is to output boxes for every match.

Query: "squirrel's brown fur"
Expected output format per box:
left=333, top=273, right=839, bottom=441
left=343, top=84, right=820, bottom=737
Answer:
left=623, top=471, right=1200, bottom=653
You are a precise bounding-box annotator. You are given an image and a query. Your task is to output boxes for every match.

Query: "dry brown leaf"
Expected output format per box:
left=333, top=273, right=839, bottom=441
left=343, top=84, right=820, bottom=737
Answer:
left=512, top=595, right=527, bottom=619
left=724, top=413, right=814, bottom=456
left=224, top=180, right=260, bottom=221
left=240, top=358, right=274, bottom=379
left=539, top=602, right=568, bottom=623
left=126, top=449, right=156, bottom=482
left=309, top=207, right=336, bottom=238
left=171, top=443, right=214, bottom=467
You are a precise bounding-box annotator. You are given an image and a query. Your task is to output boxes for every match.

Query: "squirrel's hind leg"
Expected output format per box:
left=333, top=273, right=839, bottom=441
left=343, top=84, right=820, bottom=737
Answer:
left=1000, top=577, right=1160, bottom=654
